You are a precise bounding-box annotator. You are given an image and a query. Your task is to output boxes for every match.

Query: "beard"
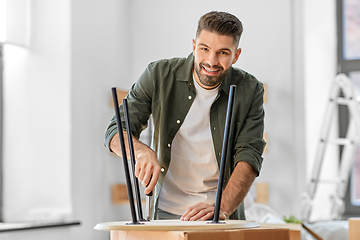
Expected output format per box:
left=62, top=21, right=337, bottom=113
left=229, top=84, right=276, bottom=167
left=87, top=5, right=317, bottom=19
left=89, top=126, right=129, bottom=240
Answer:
left=194, top=61, right=230, bottom=88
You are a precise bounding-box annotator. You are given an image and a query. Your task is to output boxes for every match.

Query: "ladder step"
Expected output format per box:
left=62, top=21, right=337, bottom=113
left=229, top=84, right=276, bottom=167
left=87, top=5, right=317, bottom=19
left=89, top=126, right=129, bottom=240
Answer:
left=311, top=178, right=344, bottom=184
left=321, top=138, right=354, bottom=145
left=335, top=97, right=351, bottom=105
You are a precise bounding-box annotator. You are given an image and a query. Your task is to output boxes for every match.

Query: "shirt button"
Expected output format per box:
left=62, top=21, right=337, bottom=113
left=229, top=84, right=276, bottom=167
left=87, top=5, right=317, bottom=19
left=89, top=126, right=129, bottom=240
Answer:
left=213, top=127, right=216, bottom=130
left=161, top=167, right=165, bottom=172
left=176, top=120, right=180, bottom=124
left=188, top=96, right=192, bottom=100
left=168, top=143, right=171, bottom=147
left=218, top=152, right=221, bottom=156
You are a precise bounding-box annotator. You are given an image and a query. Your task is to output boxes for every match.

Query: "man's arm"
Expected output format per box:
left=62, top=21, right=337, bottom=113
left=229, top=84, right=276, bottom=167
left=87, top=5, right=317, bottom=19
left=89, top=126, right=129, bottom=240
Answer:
left=110, top=131, right=160, bottom=194
left=220, top=161, right=257, bottom=216
left=180, top=161, right=257, bottom=221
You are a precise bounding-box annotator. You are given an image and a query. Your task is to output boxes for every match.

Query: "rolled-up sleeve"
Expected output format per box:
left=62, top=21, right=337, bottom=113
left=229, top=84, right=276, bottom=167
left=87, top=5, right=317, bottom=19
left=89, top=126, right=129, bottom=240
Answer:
left=233, top=82, right=266, bottom=175
left=104, top=63, right=155, bottom=151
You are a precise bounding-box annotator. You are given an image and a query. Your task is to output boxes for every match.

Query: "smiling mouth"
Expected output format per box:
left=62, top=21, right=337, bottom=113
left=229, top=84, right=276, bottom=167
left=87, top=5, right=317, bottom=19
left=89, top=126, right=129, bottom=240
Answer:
left=202, top=66, right=221, bottom=75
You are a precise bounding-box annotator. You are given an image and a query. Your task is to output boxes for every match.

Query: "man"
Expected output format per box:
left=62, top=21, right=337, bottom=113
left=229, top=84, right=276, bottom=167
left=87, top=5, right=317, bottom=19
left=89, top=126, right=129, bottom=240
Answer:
left=104, top=11, right=266, bottom=221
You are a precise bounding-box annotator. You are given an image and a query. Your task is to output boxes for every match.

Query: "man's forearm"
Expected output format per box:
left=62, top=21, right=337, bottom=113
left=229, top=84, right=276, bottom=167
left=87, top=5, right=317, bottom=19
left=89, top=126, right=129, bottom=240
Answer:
left=220, top=161, right=257, bottom=218
left=109, top=131, right=145, bottom=158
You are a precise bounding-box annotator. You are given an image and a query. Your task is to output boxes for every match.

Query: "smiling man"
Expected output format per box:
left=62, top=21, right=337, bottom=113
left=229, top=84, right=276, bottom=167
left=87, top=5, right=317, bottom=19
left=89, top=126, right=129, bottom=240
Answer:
left=104, top=11, right=266, bottom=221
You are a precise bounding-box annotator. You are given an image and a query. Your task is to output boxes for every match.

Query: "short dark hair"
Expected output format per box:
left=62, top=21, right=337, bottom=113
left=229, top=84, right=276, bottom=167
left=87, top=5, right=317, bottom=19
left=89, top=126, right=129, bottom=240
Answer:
left=196, top=11, right=243, bottom=47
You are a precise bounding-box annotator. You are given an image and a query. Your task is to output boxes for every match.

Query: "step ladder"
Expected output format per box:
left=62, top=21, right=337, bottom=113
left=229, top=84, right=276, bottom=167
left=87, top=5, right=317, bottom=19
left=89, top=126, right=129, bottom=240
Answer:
left=301, top=74, right=360, bottom=222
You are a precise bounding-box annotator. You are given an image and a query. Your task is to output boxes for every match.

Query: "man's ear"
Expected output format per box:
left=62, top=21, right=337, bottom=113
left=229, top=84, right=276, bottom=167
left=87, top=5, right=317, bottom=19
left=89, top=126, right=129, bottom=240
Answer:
left=232, top=48, right=242, bottom=64
left=192, top=39, right=196, bottom=55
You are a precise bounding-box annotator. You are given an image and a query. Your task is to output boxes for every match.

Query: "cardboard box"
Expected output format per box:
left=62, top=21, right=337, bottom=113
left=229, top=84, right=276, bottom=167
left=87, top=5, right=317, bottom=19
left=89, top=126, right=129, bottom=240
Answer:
left=349, top=218, right=360, bottom=240
left=260, top=224, right=301, bottom=240
left=110, top=227, right=290, bottom=240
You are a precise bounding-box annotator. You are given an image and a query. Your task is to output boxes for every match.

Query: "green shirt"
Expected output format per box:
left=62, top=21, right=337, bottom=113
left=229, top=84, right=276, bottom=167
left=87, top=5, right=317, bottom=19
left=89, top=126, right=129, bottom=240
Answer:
left=104, top=53, right=266, bottom=220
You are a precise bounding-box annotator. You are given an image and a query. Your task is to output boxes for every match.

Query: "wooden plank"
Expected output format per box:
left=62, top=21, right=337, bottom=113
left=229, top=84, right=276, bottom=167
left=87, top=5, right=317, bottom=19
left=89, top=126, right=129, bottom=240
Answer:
left=349, top=218, right=360, bottom=240
left=263, top=83, right=267, bottom=103
left=255, top=182, right=269, bottom=204
left=263, top=133, right=268, bottom=153
left=111, top=184, right=145, bottom=204
left=95, top=220, right=259, bottom=231
left=110, top=89, right=128, bottom=107
left=109, top=227, right=290, bottom=240
left=111, top=231, right=185, bottom=240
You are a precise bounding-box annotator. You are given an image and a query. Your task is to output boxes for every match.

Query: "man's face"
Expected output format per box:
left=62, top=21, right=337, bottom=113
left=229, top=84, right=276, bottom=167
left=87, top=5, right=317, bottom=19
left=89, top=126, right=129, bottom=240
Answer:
left=192, top=30, right=241, bottom=90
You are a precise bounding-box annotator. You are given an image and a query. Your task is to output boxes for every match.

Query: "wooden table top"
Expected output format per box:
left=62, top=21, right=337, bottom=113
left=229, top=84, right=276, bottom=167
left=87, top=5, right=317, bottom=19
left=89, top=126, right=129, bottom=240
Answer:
left=94, top=219, right=259, bottom=231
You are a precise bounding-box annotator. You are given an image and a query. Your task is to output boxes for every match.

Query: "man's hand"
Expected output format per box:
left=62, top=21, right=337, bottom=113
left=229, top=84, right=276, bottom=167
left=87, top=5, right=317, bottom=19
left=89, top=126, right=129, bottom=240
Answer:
left=181, top=162, right=257, bottom=221
left=134, top=145, right=160, bottom=194
left=180, top=202, right=227, bottom=221
left=110, top=131, right=160, bottom=194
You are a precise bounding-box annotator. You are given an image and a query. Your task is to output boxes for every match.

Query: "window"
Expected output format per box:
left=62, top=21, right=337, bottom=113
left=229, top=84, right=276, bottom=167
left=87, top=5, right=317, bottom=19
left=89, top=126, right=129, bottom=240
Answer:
left=0, top=0, right=5, bottom=222
left=342, top=0, right=360, bottom=61
left=0, top=43, right=3, bottom=222
left=0, top=0, right=73, bottom=224
left=337, top=0, right=360, bottom=217
left=0, top=0, right=5, bottom=43
left=351, top=144, right=360, bottom=206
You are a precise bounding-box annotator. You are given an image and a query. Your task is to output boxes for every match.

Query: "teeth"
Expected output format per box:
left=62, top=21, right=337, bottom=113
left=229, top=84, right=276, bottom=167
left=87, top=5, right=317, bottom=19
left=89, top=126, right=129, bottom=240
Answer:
left=204, top=67, right=219, bottom=72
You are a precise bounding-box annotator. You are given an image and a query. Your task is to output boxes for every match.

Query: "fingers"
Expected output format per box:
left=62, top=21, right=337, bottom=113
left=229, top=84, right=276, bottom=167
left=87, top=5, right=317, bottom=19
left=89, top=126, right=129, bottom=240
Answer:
left=200, top=212, right=214, bottom=221
left=145, top=167, right=160, bottom=195
left=127, top=135, right=160, bottom=195
left=181, top=206, right=194, bottom=220
left=181, top=202, right=215, bottom=221
left=134, top=162, right=142, bottom=180
left=135, top=162, right=145, bottom=182
left=134, top=159, right=160, bottom=195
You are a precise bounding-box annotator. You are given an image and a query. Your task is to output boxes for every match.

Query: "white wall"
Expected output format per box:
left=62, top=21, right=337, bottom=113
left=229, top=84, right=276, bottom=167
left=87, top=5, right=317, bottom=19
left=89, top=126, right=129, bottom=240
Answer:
left=70, top=0, right=135, bottom=239
left=3, top=0, right=130, bottom=239
left=3, top=0, right=72, bottom=222
left=304, top=0, right=338, bottom=221
left=1, top=0, right=337, bottom=239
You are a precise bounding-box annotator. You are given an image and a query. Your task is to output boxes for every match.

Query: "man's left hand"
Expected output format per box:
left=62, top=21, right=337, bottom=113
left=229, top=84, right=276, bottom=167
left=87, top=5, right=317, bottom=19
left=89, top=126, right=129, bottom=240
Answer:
left=180, top=202, right=227, bottom=221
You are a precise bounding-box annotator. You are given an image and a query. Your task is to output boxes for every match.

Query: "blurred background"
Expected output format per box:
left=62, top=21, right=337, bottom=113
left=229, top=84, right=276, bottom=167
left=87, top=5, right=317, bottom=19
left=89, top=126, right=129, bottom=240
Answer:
left=0, top=0, right=359, bottom=239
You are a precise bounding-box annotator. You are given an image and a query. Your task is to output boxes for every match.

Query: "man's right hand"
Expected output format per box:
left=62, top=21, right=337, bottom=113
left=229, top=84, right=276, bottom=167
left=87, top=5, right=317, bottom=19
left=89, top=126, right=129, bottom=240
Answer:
left=134, top=145, right=160, bottom=194
left=110, top=131, right=160, bottom=194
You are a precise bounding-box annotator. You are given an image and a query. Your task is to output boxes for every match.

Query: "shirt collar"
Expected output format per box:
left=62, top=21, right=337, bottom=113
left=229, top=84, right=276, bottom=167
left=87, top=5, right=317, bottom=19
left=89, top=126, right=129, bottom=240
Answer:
left=220, top=67, right=233, bottom=95
left=176, top=53, right=194, bottom=82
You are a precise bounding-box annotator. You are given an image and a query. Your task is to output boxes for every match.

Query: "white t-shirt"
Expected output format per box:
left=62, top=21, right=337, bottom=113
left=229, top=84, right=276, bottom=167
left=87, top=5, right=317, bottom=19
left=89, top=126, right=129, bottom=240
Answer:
left=158, top=78, right=220, bottom=215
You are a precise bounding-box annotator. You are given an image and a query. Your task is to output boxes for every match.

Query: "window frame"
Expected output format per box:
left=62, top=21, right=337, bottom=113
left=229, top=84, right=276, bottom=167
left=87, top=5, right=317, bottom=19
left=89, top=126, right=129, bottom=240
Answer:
left=0, top=43, right=3, bottom=222
left=337, top=0, right=360, bottom=217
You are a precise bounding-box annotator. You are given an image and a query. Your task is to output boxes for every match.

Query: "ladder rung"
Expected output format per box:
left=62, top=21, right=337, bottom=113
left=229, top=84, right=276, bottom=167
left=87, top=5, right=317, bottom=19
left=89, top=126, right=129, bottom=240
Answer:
left=322, top=138, right=354, bottom=145
left=335, top=97, right=351, bottom=105
left=311, top=178, right=344, bottom=184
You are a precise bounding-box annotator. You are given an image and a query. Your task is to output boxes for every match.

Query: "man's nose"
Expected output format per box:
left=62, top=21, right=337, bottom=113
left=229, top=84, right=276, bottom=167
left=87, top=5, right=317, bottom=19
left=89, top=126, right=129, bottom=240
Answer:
left=207, top=52, right=219, bottom=66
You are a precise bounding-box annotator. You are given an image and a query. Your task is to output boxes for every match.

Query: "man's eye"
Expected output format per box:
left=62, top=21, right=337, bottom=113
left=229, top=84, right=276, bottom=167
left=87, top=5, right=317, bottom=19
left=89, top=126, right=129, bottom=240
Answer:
left=201, top=48, right=208, bottom=51
left=220, top=51, right=228, bottom=55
